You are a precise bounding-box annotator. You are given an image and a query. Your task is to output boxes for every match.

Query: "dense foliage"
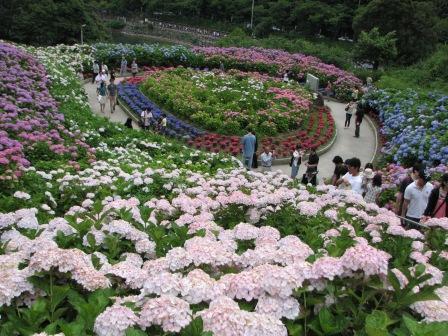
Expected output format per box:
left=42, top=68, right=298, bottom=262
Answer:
left=0, top=0, right=108, bottom=45
left=0, top=40, right=448, bottom=336
left=363, top=89, right=448, bottom=165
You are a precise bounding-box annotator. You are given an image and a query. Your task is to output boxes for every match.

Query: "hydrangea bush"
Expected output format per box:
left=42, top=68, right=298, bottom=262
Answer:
left=363, top=89, right=448, bottom=165
left=0, top=42, right=447, bottom=336
left=91, top=43, right=361, bottom=101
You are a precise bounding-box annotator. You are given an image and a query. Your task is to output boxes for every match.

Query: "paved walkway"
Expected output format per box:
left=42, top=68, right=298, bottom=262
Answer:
left=84, top=77, right=140, bottom=129
left=270, top=100, right=377, bottom=182
left=84, top=80, right=377, bottom=183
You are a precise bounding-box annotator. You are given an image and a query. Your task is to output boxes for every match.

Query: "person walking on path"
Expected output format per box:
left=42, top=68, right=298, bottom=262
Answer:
left=402, top=168, right=433, bottom=227
left=336, top=158, right=363, bottom=195
left=422, top=173, right=448, bottom=220
left=329, top=155, right=347, bottom=185
left=290, top=144, right=303, bottom=179
left=92, top=61, right=100, bottom=84
left=241, top=128, right=256, bottom=170
left=107, top=78, right=117, bottom=113
left=260, top=147, right=274, bottom=172
left=120, top=56, right=128, bottom=76
left=95, top=70, right=108, bottom=88
left=364, top=173, right=382, bottom=204
left=303, top=148, right=319, bottom=185
left=96, top=81, right=107, bottom=114
left=344, top=100, right=357, bottom=128
left=131, top=59, right=138, bottom=77
left=354, top=105, right=364, bottom=138
left=140, top=109, right=152, bottom=130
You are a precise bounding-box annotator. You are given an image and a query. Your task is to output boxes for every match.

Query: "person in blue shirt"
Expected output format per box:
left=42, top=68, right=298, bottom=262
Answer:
left=241, top=128, right=256, bottom=170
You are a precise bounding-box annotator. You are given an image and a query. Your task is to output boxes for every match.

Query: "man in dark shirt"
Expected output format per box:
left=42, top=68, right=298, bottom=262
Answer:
left=354, top=106, right=364, bottom=138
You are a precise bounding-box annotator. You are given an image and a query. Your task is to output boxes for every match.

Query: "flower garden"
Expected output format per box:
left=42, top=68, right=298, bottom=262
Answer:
left=0, top=40, right=448, bottom=336
left=118, top=66, right=334, bottom=157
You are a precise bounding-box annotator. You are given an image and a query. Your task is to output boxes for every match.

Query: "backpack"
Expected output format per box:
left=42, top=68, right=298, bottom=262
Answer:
left=289, top=155, right=301, bottom=167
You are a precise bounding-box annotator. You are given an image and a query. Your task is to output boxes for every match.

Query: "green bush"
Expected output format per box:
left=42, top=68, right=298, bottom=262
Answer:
left=108, top=19, right=126, bottom=30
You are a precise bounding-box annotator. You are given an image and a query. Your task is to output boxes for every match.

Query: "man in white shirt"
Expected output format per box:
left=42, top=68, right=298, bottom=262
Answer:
left=402, top=168, right=433, bottom=227
left=260, top=147, right=274, bottom=172
left=95, top=70, right=108, bottom=87
left=336, top=157, right=363, bottom=195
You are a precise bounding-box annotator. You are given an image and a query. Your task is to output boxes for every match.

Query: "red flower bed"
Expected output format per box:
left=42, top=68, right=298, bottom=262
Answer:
left=188, top=106, right=334, bottom=158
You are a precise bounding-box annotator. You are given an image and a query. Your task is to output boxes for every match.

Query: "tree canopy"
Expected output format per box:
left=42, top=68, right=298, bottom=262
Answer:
left=0, top=0, right=445, bottom=64
left=0, top=0, right=108, bottom=45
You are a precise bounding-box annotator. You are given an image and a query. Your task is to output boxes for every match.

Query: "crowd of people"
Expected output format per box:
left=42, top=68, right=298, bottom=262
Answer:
left=241, top=129, right=447, bottom=226
left=395, top=164, right=448, bottom=227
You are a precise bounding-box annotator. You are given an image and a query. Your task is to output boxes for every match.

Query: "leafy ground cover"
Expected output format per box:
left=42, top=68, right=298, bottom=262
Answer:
left=0, top=41, right=447, bottom=336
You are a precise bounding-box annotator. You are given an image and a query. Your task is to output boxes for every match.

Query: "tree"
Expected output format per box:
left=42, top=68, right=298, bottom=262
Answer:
left=0, top=0, right=108, bottom=45
left=353, top=0, right=438, bottom=64
left=353, top=27, right=397, bottom=69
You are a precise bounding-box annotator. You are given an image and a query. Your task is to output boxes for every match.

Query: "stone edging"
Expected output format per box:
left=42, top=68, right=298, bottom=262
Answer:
left=117, top=97, right=141, bottom=124
left=364, top=114, right=380, bottom=164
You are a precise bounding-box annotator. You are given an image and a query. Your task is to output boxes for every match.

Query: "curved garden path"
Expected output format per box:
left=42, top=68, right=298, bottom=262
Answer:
left=84, top=80, right=377, bottom=183
left=272, top=100, right=377, bottom=181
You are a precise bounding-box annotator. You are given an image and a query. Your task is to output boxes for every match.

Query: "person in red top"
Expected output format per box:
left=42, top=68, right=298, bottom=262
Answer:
left=422, top=173, right=448, bottom=219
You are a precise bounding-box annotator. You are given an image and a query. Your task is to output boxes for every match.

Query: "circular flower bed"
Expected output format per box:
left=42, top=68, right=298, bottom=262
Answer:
left=140, top=67, right=313, bottom=137
left=119, top=67, right=334, bottom=157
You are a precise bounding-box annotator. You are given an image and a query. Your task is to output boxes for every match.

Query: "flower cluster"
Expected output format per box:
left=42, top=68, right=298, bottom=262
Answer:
left=364, top=89, right=448, bottom=165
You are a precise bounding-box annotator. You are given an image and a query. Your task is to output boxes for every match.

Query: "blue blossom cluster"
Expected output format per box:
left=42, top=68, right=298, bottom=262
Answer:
left=118, top=83, right=205, bottom=139
left=364, top=89, right=448, bottom=165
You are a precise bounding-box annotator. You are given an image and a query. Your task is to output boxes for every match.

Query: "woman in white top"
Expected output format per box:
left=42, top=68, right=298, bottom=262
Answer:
left=290, top=144, right=303, bottom=179
left=336, top=157, right=363, bottom=195
left=260, top=147, right=275, bottom=172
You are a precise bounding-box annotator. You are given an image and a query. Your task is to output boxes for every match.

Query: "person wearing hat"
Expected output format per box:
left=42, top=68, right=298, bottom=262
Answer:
left=422, top=173, right=448, bottom=220
left=364, top=173, right=382, bottom=204
left=361, top=167, right=375, bottom=195
left=402, top=168, right=434, bottom=227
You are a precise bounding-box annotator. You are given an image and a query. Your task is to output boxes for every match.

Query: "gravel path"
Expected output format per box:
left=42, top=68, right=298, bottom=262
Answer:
left=84, top=80, right=377, bottom=183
